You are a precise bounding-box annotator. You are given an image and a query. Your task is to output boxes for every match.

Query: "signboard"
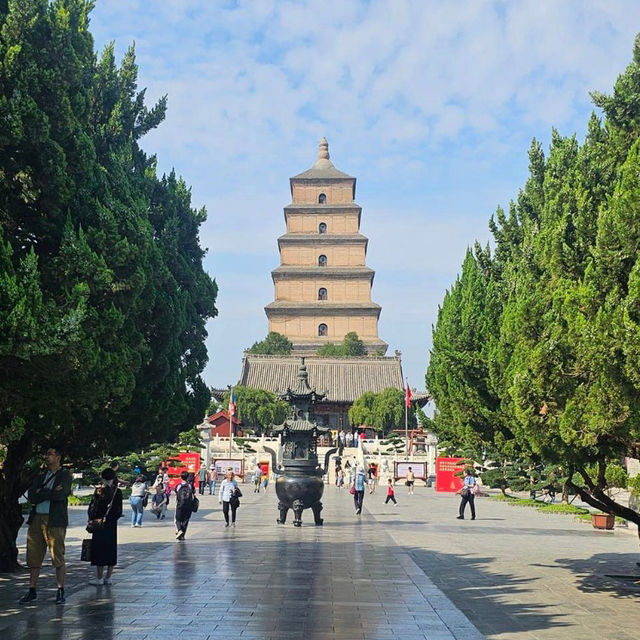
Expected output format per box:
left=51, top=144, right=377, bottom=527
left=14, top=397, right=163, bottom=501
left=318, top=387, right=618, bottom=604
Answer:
left=395, top=461, right=426, bottom=480
left=166, top=452, right=201, bottom=489
left=435, top=457, right=466, bottom=492
left=213, top=458, right=244, bottom=479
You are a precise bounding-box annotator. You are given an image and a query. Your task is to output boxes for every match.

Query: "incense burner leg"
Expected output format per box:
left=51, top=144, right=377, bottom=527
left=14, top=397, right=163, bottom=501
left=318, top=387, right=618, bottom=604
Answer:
left=277, top=502, right=289, bottom=525
left=311, top=500, right=323, bottom=526
left=292, top=499, right=304, bottom=527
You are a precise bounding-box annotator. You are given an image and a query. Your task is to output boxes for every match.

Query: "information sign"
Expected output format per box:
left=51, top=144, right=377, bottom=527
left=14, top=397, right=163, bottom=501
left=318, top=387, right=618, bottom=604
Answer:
left=435, top=457, right=465, bottom=492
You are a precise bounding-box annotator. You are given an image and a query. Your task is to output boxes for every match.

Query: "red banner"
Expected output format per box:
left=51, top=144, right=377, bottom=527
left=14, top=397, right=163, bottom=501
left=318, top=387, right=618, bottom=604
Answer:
left=435, top=457, right=466, bottom=492
left=166, top=452, right=200, bottom=489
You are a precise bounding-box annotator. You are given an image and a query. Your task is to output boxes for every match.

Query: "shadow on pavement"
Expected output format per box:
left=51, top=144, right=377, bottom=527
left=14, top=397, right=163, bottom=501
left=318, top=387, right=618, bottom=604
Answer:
left=552, top=552, right=640, bottom=597
left=409, top=547, right=571, bottom=637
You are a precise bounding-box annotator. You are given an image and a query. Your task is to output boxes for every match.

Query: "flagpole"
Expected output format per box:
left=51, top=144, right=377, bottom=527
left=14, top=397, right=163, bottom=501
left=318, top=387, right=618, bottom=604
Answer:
left=405, top=379, right=409, bottom=460
left=229, top=410, right=232, bottom=458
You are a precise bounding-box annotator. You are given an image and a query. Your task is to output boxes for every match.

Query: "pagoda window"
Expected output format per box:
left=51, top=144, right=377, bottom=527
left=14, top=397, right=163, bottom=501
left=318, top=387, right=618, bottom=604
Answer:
left=318, top=323, right=328, bottom=337
left=318, top=222, right=327, bottom=234
left=318, top=254, right=327, bottom=267
left=318, top=288, right=328, bottom=300
left=318, top=193, right=326, bottom=204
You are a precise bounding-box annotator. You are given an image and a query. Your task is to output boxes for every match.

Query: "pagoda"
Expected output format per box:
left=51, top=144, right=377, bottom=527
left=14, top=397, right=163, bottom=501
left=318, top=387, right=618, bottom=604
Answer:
left=265, top=138, right=388, bottom=354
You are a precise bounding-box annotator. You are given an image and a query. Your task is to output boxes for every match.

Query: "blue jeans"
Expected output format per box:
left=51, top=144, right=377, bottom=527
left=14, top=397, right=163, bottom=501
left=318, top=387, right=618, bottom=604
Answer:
left=208, top=481, right=217, bottom=495
left=130, top=496, right=144, bottom=526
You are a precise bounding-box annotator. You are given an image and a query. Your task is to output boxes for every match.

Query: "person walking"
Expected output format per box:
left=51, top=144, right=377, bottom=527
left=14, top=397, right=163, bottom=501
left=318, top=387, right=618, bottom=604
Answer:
left=457, top=468, right=477, bottom=520
left=174, top=471, right=196, bottom=540
left=336, top=467, right=344, bottom=489
left=253, top=465, right=262, bottom=493
left=261, top=470, right=269, bottom=493
left=405, top=467, right=415, bottom=495
left=384, top=478, right=398, bottom=505
left=19, top=445, right=72, bottom=605
left=150, top=484, right=168, bottom=520
left=174, top=471, right=195, bottom=540
left=87, top=468, right=123, bottom=585
left=207, top=465, right=218, bottom=495
left=345, top=431, right=353, bottom=448
left=367, top=464, right=376, bottom=494
left=352, top=466, right=366, bottom=515
left=218, top=469, right=240, bottom=527
left=197, top=465, right=208, bottom=495
left=129, top=475, right=148, bottom=527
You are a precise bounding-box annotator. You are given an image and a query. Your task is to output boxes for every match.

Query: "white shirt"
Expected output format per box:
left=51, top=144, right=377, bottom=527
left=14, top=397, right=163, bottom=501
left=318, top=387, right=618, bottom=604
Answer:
left=218, top=478, right=238, bottom=502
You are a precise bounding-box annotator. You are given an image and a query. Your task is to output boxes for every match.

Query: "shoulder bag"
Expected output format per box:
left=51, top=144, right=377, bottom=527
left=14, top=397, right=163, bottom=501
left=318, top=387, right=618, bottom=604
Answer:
left=86, top=486, right=117, bottom=534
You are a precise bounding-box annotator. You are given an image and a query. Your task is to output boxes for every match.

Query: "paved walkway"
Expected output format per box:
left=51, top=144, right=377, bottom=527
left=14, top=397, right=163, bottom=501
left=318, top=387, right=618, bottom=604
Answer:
left=367, top=486, right=640, bottom=640
left=0, top=484, right=638, bottom=639
left=1, top=486, right=482, bottom=640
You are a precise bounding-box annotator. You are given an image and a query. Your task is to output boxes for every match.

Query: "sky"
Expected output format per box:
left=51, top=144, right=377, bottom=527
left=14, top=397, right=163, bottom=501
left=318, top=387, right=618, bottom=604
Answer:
left=89, top=0, right=640, bottom=394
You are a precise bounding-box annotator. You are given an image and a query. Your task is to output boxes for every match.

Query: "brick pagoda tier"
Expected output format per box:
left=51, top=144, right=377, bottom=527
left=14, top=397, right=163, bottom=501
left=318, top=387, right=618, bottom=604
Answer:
left=265, top=138, right=388, bottom=354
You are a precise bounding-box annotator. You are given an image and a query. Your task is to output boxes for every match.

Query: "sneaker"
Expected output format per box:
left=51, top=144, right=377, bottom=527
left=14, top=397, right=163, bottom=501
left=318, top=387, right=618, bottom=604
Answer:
left=55, top=588, right=66, bottom=605
left=456, top=516, right=464, bottom=520
left=177, top=532, right=185, bottom=541
left=471, top=517, right=476, bottom=520
left=175, top=530, right=182, bottom=539
left=88, top=577, right=104, bottom=586
left=232, top=522, right=236, bottom=527
left=19, top=589, right=37, bottom=604
left=103, top=577, right=112, bottom=585
left=225, top=523, right=229, bottom=527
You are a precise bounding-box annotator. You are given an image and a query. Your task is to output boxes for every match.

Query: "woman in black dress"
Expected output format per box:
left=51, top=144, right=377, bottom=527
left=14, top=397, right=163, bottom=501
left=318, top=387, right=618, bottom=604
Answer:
left=88, top=468, right=123, bottom=585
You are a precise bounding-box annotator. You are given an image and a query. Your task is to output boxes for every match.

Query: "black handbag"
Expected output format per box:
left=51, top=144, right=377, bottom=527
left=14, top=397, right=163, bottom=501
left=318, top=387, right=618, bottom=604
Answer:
left=235, top=487, right=243, bottom=498
left=80, top=539, right=92, bottom=562
left=86, top=486, right=117, bottom=533
left=191, top=496, right=199, bottom=513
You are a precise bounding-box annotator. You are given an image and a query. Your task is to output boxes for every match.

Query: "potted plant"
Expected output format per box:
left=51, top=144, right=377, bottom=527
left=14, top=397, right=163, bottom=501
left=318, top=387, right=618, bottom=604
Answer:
left=590, top=512, right=615, bottom=530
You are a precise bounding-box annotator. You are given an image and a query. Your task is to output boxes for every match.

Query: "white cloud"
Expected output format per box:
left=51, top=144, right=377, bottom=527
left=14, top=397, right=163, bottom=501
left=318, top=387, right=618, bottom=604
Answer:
left=88, top=0, right=640, bottom=388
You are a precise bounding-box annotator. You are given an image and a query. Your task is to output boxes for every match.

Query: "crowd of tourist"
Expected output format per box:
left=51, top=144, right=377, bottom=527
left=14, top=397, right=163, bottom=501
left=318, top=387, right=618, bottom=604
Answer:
left=18, top=443, right=480, bottom=607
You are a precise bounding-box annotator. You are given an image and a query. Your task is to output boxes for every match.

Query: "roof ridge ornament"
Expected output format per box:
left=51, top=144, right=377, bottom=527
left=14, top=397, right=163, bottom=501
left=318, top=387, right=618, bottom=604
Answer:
left=313, top=137, right=334, bottom=170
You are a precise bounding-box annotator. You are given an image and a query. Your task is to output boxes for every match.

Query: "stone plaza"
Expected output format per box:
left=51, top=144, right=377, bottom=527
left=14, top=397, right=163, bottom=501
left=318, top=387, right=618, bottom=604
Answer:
left=1, top=484, right=638, bottom=640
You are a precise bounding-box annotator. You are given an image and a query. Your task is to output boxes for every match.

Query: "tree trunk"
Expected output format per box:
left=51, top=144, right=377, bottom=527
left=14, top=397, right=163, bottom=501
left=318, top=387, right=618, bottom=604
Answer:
left=0, top=435, right=31, bottom=572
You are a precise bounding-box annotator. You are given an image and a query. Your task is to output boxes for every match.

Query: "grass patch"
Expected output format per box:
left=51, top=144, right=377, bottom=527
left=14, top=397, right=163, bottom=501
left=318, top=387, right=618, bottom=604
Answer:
left=68, top=494, right=93, bottom=506
left=537, top=503, right=588, bottom=515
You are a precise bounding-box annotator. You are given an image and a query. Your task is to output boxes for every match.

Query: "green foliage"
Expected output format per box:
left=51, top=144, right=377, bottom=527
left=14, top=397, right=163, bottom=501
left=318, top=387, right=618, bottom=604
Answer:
left=348, top=388, right=416, bottom=434
left=248, top=332, right=293, bottom=355
left=629, top=474, right=640, bottom=495
left=317, top=331, right=367, bottom=356
left=223, top=387, right=288, bottom=431
left=0, top=0, right=217, bottom=569
left=426, top=35, right=640, bottom=527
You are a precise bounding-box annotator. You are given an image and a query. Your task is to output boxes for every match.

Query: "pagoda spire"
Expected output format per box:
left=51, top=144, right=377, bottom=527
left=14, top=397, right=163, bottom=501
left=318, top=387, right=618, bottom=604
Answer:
left=313, top=137, right=334, bottom=170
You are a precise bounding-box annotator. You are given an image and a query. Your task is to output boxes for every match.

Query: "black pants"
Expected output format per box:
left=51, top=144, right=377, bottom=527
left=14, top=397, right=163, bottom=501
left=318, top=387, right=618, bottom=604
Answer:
left=222, top=500, right=237, bottom=524
left=175, top=506, right=192, bottom=534
left=385, top=494, right=397, bottom=504
left=198, top=480, right=206, bottom=495
left=353, top=490, right=364, bottom=512
left=459, top=492, right=476, bottom=518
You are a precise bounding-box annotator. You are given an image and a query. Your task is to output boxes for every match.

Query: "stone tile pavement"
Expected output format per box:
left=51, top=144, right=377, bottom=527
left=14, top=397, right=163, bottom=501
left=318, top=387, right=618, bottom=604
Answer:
left=366, top=484, right=639, bottom=640
left=1, top=483, right=638, bottom=639
left=1, top=486, right=483, bottom=640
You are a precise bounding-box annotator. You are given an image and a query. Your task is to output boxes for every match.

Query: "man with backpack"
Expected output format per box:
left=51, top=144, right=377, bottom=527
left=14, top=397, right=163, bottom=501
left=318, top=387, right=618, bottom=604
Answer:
left=174, top=471, right=195, bottom=541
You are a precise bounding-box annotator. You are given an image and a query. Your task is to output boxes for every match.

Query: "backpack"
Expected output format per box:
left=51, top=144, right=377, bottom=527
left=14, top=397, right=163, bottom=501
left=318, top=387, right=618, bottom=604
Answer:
left=176, top=483, right=193, bottom=507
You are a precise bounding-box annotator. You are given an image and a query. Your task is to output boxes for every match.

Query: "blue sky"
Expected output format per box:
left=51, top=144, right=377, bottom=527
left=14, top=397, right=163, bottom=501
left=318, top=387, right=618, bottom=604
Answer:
left=89, top=0, right=640, bottom=393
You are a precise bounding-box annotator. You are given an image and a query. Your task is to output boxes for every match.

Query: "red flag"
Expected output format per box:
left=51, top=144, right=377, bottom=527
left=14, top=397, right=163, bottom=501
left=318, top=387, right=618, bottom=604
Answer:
left=405, top=384, right=412, bottom=407
left=228, top=389, right=236, bottom=417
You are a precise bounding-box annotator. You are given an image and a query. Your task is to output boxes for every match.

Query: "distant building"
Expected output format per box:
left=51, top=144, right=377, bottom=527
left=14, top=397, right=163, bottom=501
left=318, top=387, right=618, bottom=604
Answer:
left=238, top=352, right=428, bottom=431
left=265, top=137, right=387, bottom=354
left=213, top=139, right=428, bottom=430
left=206, top=410, right=242, bottom=438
